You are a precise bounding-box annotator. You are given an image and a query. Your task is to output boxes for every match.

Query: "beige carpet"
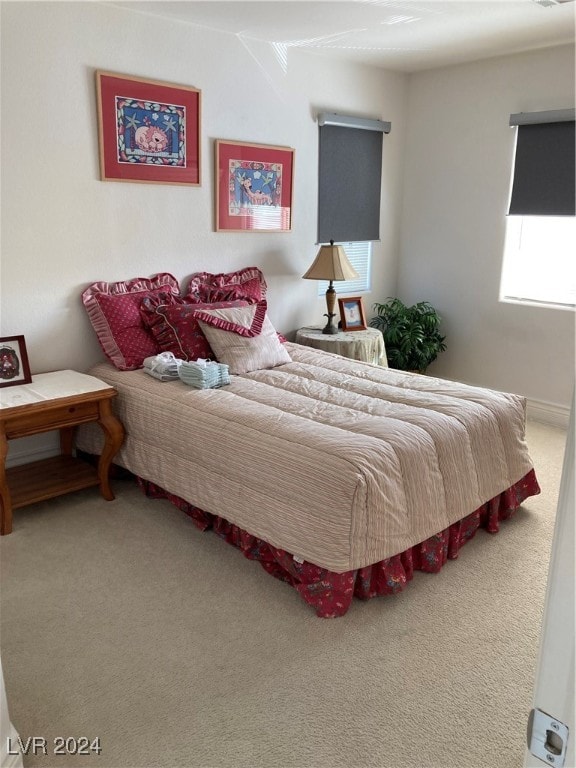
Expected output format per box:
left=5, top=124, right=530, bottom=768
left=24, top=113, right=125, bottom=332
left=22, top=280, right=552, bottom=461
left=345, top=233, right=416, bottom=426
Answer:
left=0, top=419, right=567, bottom=768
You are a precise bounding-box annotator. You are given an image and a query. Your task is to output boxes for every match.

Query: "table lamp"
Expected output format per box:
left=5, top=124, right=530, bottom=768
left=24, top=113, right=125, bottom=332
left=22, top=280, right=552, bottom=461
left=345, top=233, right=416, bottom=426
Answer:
left=302, top=240, right=359, bottom=334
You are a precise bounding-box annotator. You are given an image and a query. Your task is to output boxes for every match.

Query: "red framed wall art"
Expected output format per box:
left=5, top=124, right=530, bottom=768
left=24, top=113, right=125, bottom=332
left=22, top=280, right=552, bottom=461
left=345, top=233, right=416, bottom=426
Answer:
left=96, top=71, right=201, bottom=186
left=215, top=140, right=294, bottom=232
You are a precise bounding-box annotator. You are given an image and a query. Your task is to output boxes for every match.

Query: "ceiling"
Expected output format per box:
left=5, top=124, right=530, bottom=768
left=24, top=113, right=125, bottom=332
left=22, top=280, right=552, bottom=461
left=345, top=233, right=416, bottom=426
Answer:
left=109, top=0, right=576, bottom=72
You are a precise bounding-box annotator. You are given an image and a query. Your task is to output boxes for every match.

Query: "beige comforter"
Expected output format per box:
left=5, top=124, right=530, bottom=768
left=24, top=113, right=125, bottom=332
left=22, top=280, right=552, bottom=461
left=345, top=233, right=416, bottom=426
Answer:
left=76, top=343, right=534, bottom=572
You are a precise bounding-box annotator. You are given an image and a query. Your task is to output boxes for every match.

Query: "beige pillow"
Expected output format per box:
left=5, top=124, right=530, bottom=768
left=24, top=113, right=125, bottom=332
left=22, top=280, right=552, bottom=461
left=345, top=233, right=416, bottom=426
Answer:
left=194, top=301, right=291, bottom=374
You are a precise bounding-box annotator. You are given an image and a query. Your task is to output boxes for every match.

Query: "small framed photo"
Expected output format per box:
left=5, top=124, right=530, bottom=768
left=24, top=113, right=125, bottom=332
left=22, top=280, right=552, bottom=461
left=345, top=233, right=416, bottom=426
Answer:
left=0, top=336, right=32, bottom=388
left=215, top=139, right=295, bottom=232
left=338, top=297, right=367, bottom=331
left=96, top=70, right=201, bottom=185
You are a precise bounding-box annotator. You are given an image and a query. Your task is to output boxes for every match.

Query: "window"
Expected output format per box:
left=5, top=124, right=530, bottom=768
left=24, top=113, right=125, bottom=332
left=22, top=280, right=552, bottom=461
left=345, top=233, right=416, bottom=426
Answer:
left=316, top=113, right=390, bottom=295
left=501, top=114, right=575, bottom=309
left=317, top=115, right=389, bottom=243
left=317, top=241, right=372, bottom=296
left=500, top=216, right=575, bottom=308
left=318, top=122, right=384, bottom=243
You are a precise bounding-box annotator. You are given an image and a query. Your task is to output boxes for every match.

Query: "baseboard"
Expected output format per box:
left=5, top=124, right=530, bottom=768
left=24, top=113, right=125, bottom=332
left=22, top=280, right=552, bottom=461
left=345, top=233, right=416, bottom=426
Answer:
left=526, top=399, right=570, bottom=429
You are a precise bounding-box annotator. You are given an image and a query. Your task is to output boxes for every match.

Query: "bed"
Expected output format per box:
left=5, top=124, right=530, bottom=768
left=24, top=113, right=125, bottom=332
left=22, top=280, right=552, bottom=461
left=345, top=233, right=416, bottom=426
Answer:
left=76, top=269, right=540, bottom=616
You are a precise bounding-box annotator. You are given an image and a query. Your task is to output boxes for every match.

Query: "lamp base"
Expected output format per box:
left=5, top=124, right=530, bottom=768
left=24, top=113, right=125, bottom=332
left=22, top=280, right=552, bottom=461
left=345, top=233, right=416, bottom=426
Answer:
left=322, top=313, right=339, bottom=334
left=322, top=282, right=339, bottom=334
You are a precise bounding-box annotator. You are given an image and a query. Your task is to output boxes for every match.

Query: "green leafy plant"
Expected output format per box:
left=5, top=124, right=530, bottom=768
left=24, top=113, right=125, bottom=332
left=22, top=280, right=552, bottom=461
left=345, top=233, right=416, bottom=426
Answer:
left=369, top=298, right=447, bottom=372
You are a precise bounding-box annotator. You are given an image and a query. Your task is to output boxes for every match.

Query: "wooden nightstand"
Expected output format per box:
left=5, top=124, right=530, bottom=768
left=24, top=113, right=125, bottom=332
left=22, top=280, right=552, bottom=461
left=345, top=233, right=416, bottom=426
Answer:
left=295, top=326, right=388, bottom=366
left=0, top=370, right=125, bottom=535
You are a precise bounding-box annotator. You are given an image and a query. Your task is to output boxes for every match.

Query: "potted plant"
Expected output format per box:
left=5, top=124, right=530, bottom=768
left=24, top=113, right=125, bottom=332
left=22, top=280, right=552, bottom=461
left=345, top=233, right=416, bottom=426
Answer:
left=369, top=298, right=446, bottom=373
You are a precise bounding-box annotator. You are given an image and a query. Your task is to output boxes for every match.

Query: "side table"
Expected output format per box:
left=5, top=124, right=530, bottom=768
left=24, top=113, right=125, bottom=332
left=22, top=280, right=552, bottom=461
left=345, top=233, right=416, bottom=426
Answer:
left=0, top=370, right=125, bottom=535
left=295, top=326, right=388, bottom=366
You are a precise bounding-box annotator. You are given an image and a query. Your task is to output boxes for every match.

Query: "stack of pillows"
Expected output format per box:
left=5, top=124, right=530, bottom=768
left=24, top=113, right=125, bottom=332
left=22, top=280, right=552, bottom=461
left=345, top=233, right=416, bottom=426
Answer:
left=81, top=267, right=291, bottom=376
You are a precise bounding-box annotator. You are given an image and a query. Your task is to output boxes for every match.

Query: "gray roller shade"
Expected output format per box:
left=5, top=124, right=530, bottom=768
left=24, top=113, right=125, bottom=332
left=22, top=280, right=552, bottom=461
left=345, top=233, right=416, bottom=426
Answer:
left=508, top=121, right=575, bottom=216
left=318, top=119, right=388, bottom=243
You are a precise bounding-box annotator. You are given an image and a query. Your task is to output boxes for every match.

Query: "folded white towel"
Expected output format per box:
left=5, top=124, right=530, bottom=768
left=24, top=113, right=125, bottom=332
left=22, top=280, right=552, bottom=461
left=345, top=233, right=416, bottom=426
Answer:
left=144, top=368, right=179, bottom=382
left=143, top=352, right=182, bottom=378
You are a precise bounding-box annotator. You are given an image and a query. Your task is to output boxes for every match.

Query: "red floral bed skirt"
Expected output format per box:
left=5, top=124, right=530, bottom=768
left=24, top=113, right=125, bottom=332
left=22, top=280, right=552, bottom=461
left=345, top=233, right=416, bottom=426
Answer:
left=137, top=470, right=540, bottom=618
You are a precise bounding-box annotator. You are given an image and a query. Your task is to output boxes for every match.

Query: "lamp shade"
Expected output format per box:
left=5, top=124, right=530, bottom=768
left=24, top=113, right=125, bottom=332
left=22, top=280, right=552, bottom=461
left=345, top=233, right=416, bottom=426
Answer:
left=302, top=241, right=359, bottom=282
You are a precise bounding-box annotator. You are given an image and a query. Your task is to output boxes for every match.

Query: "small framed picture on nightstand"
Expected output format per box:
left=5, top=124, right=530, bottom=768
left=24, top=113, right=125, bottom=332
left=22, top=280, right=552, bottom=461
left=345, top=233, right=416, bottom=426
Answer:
left=0, top=335, right=32, bottom=388
left=338, top=297, right=367, bottom=331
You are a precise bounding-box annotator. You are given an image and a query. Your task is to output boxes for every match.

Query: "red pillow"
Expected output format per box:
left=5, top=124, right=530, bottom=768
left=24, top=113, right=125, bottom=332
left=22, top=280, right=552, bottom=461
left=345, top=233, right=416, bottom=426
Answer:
left=140, top=294, right=249, bottom=361
left=184, top=267, right=266, bottom=304
left=203, top=277, right=264, bottom=304
left=82, top=274, right=180, bottom=370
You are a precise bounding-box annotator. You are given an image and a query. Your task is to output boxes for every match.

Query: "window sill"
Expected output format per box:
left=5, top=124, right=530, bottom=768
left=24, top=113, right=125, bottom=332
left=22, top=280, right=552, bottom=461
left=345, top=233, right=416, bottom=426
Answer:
left=499, top=296, right=575, bottom=312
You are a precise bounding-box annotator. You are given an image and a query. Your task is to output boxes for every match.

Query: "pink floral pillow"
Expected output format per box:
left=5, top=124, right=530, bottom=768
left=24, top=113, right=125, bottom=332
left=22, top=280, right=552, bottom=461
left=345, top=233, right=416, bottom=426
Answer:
left=82, top=274, right=180, bottom=370
left=184, top=266, right=266, bottom=304
left=140, top=294, right=249, bottom=361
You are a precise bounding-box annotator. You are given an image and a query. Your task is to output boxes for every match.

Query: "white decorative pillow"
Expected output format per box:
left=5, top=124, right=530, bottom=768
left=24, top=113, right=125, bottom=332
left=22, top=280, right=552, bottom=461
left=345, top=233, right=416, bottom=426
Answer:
left=193, top=301, right=291, bottom=374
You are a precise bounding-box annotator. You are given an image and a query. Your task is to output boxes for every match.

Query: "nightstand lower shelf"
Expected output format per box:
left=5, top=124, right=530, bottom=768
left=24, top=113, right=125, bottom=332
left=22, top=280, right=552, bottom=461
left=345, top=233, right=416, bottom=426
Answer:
left=6, top=455, right=100, bottom=509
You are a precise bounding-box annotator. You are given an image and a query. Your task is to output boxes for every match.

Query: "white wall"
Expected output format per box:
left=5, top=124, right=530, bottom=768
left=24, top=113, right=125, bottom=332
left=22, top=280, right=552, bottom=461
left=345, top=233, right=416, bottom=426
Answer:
left=0, top=1, right=406, bottom=374
left=1, top=3, right=573, bottom=414
left=400, top=45, right=575, bottom=409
